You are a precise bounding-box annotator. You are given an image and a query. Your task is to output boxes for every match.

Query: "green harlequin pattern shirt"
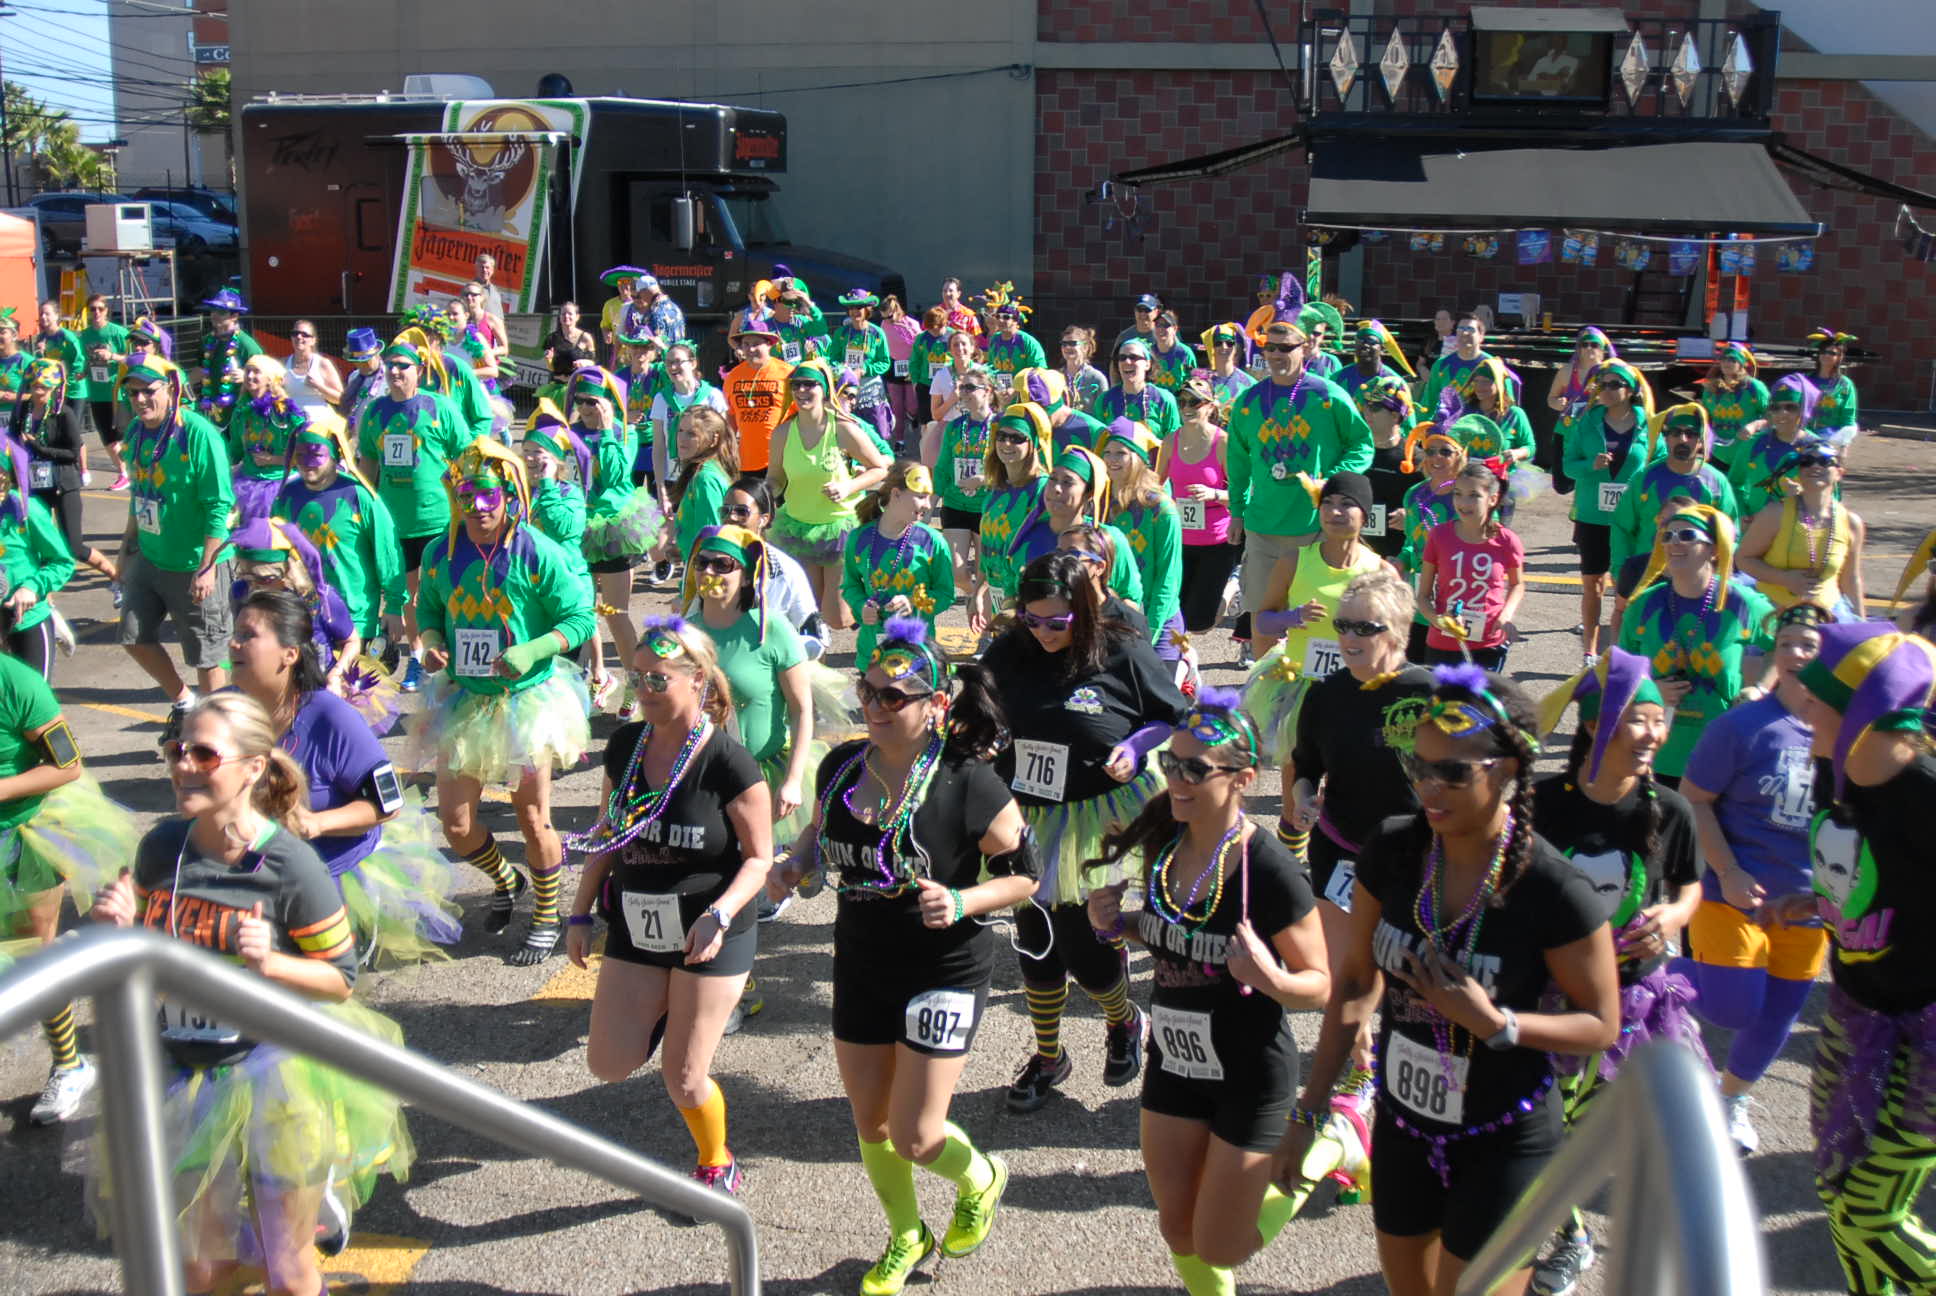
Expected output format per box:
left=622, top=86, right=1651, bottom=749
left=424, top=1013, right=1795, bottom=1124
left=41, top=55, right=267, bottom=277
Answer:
left=1616, top=578, right=1774, bottom=778
left=418, top=524, right=595, bottom=696
left=225, top=402, right=301, bottom=482
left=977, top=476, right=1045, bottom=598
left=1699, top=379, right=1768, bottom=467
left=1226, top=373, right=1374, bottom=537
left=272, top=476, right=406, bottom=636
left=828, top=321, right=891, bottom=381
left=1607, top=462, right=1739, bottom=577
left=842, top=520, right=957, bottom=668
left=1112, top=497, right=1182, bottom=641
left=355, top=391, right=472, bottom=539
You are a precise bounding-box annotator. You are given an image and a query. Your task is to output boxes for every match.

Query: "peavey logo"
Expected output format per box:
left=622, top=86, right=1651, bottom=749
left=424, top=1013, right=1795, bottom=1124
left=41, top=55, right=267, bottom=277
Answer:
left=270, top=131, right=339, bottom=172
left=734, top=134, right=780, bottom=162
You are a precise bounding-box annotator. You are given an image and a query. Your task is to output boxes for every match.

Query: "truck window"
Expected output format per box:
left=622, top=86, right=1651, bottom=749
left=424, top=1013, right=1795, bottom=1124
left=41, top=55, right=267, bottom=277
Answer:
left=627, top=182, right=723, bottom=254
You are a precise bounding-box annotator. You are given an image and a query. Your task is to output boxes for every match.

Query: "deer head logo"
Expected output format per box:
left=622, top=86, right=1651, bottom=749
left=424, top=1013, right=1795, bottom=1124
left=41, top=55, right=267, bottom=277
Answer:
left=451, top=136, right=528, bottom=228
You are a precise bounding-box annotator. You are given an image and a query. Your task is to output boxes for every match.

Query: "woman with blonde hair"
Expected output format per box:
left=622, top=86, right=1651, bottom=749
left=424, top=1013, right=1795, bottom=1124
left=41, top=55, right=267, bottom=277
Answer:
left=226, top=353, right=304, bottom=524
left=768, top=358, right=892, bottom=629
left=1099, top=417, right=1182, bottom=647
left=1167, top=377, right=1240, bottom=633
left=1058, top=326, right=1109, bottom=414
left=666, top=404, right=739, bottom=568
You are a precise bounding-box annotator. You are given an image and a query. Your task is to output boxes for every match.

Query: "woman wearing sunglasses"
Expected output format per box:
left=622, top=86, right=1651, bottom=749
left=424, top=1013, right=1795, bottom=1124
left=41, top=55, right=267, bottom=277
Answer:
left=767, top=358, right=892, bottom=631
left=1616, top=505, right=1775, bottom=786
left=411, top=441, right=596, bottom=964
left=567, top=367, right=660, bottom=707
left=768, top=619, right=1031, bottom=1295
left=230, top=588, right=459, bottom=968
left=1396, top=428, right=1466, bottom=661
left=1247, top=471, right=1386, bottom=677
left=1057, top=326, right=1109, bottom=415
left=842, top=460, right=952, bottom=669
left=0, top=428, right=77, bottom=681
left=285, top=318, right=343, bottom=421
left=1758, top=623, right=1936, bottom=1296
left=920, top=366, right=995, bottom=603
left=1197, top=323, right=1255, bottom=406
left=89, top=692, right=411, bottom=1296
left=1544, top=326, right=1613, bottom=415
left=1084, top=685, right=1333, bottom=1296
left=1278, top=569, right=1435, bottom=1125
left=709, top=475, right=825, bottom=661
left=1092, top=340, right=1182, bottom=441
left=226, top=354, right=304, bottom=526
left=970, top=403, right=1052, bottom=637
left=1011, top=443, right=1145, bottom=610
left=1803, top=328, right=1860, bottom=439
left=1562, top=359, right=1656, bottom=665
left=1696, top=341, right=1767, bottom=471
left=1726, top=373, right=1816, bottom=521
left=1527, top=649, right=1704, bottom=1293
left=1059, top=522, right=1147, bottom=637
left=685, top=524, right=816, bottom=846
left=983, top=550, right=1189, bottom=1113
left=1353, top=374, right=1420, bottom=565
left=1736, top=434, right=1867, bottom=621
left=1277, top=668, right=1620, bottom=1296
left=566, top=616, right=773, bottom=1205
left=1169, top=378, right=1241, bottom=636
left=1099, top=419, right=1183, bottom=644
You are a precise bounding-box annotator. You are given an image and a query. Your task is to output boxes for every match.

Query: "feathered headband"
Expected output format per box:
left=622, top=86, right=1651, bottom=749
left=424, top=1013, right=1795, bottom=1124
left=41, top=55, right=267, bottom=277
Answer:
left=982, top=281, right=1032, bottom=323
left=1806, top=328, right=1857, bottom=351
left=1179, top=684, right=1259, bottom=764
left=868, top=616, right=946, bottom=689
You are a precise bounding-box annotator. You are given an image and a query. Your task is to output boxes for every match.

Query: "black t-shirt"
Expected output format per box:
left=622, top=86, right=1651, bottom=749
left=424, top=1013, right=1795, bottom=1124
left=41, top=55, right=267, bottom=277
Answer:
left=597, top=723, right=763, bottom=937
left=1813, top=753, right=1936, bottom=1014
left=984, top=624, right=1188, bottom=807
left=1358, top=816, right=1604, bottom=1131
left=1532, top=774, right=1699, bottom=985
left=134, top=818, right=358, bottom=1069
left=1136, top=826, right=1316, bottom=1073
left=1102, top=594, right=1150, bottom=640
left=816, top=739, right=1027, bottom=981
left=1290, top=664, right=1435, bottom=848
left=1364, top=442, right=1419, bottom=558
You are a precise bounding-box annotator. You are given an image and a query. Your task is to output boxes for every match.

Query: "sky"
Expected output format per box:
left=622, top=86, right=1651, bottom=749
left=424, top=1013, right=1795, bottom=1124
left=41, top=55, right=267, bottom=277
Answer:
left=0, top=0, right=194, bottom=144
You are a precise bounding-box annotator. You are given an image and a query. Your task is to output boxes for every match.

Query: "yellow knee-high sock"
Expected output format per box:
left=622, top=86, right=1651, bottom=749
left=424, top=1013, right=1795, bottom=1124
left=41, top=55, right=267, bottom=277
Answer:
left=677, top=1079, right=730, bottom=1167
left=1171, top=1251, right=1236, bottom=1296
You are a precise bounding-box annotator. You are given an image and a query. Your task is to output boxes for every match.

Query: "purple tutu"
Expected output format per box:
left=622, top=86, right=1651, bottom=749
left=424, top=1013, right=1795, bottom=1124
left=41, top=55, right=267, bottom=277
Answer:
left=231, top=472, right=285, bottom=526
left=1810, top=986, right=1936, bottom=1191
left=1551, top=964, right=1711, bottom=1083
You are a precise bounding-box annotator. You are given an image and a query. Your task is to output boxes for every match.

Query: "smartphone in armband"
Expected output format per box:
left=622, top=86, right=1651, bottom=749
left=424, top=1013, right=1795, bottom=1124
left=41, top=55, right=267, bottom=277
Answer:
left=366, top=762, right=405, bottom=815
left=37, top=719, right=80, bottom=769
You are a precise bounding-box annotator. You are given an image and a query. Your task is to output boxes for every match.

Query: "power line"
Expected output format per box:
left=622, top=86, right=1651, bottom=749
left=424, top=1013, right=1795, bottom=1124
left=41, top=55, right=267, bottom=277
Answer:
left=11, top=12, right=198, bottom=79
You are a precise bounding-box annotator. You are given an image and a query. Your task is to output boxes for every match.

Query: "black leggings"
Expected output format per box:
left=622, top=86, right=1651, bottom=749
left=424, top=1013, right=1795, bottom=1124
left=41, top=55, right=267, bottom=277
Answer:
left=7, top=617, right=54, bottom=682
left=35, top=488, right=86, bottom=560
left=1015, top=900, right=1127, bottom=993
left=1179, top=541, right=1241, bottom=633
left=88, top=400, right=120, bottom=448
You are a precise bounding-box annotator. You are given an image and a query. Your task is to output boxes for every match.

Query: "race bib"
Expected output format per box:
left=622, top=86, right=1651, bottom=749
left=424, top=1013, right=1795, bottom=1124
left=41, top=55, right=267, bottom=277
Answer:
left=159, top=999, right=241, bottom=1045
left=893, top=357, right=910, bottom=379
left=1596, top=481, right=1627, bottom=513
left=1153, top=1005, right=1224, bottom=1081
left=89, top=365, right=110, bottom=385
left=953, top=456, right=984, bottom=490
left=28, top=460, right=52, bottom=491
left=134, top=497, right=161, bottom=534
left=1302, top=638, right=1343, bottom=678
left=1011, top=738, right=1069, bottom=802
left=1460, top=606, right=1488, bottom=643
left=1177, top=496, right=1206, bottom=530
left=452, top=627, right=501, bottom=677
left=1363, top=503, right=1388, bottom=537
left=993, top=370, right=1014, bottom=396
left=1248, top=355, right=1269, bottom=378
left=781, top=341, right=802, bottom=364
left=1322, top=858, right=1357, bottom=910
left=904, top=988, right=976, bottom=1053
left=1386, top=1031, right=1468, bottom=1124
left=620, top=891, right=684, bottom=954
left=382, top=432, right=416, bottom=468
left=845, top=346, right=866, bottom=373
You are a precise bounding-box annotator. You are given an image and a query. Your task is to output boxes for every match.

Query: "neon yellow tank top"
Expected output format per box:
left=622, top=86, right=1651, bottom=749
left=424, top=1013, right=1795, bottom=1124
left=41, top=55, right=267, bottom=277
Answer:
left=779, top=415, right=854, bottom=526
left=1278, top=540, right=1387, bottom=675
left=1764, top=493, right=1849, bottom=611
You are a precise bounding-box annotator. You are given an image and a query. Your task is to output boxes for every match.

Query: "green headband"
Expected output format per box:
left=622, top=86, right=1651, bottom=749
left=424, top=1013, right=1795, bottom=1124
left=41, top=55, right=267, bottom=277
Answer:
left=697, top=532, right=751, bottom=564
left=525, top=423, right=569, bottom=460
left=382, top=343, right=421, bottom=365
left=235, top=546, right=289, bottom=565
left=1055, top=447, right=1097, bottom=485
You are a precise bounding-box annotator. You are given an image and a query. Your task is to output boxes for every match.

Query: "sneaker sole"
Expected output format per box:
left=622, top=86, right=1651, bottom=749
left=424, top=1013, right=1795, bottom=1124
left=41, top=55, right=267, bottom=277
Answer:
left=1532, top=1247, right=1596, bottom=1296
left=941, top=1155, right=1007, bottom=1258
left=1005, top=1059, right=1072, bottom=1113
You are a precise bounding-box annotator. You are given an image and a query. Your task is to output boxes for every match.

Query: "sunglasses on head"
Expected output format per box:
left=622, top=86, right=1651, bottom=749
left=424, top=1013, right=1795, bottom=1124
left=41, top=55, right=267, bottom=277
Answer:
left=857, top=679, right=933, bottom=712
left=163, top=740, right=243, bottom=773
left=1018, top=609, right=1075, bottom=631
left=1661, top=526, right=1709, bottom=544
left=1158, top=749, right=1249, bottom=785
left=1333, top=618, right=1389, bottom=638
left=1399, top=751, right=1499, bottom=788
left=693, top=553, right=741, bottom=575
left=1263, top=344, right=1299, bottom=354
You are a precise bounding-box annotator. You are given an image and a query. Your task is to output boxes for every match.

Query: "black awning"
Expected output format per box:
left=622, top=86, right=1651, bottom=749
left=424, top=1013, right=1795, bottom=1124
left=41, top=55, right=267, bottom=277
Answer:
left=1112, top=133, right=1304, bottom=186
left=1302, top=140, right=1823, bottom=237
left=1769, top=138, right=1936, bottom=211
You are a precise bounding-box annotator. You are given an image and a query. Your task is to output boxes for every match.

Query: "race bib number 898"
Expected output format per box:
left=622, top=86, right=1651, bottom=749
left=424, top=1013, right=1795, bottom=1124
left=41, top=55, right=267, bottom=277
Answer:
left=1385, top=1032, right=1467, bottom=1123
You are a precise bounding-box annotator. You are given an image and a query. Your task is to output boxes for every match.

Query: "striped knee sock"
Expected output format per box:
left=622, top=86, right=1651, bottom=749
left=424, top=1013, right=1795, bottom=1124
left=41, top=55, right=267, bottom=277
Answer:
left=1024, top=982, right=1068, bottom=1060
left=42, top=1005, right=79, bottom=1070
left=1276, top=818, right=1310, bottom=865
left=1086, top=974, right=1135, bottom=1028
left=464, top=838, right=517, bottom=892
left=529, top=865, right=562, bottom=926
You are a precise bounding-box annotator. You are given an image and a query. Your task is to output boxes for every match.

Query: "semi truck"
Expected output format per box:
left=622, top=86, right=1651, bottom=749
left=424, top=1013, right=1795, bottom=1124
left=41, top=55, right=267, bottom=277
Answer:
left=237, top=84, right=903, bottom=375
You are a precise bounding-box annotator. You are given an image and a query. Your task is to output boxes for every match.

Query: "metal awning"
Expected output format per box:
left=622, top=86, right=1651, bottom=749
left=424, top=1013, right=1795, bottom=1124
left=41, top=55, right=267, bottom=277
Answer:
left=1302, top=140, right=1823, bottom=237
left=1112, top=133, right=1304, bottom=186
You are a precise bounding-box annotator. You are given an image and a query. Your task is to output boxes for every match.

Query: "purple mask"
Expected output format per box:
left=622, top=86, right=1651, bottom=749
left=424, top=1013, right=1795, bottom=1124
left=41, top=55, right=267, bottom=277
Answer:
left=460, top=483, right=504, bottom=513
left=296, top=442, right=333, bottom=470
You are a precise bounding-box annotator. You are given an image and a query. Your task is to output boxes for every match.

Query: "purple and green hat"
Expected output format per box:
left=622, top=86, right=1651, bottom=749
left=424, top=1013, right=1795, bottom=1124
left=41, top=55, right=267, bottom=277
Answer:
left=1537, top=647, right=1666, bottom=783
left=1797, top=622, right=1936, bottom=800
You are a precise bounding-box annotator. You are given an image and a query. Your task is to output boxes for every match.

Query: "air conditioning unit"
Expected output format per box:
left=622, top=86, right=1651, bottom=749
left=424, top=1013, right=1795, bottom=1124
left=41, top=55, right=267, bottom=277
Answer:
left=401, top=74, right=497, bottom=100
left=85, top=202, right=153, bottom=253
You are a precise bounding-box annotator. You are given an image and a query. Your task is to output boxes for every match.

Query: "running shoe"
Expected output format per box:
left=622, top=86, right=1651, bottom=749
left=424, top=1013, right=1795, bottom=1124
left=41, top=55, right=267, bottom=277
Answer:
left=508, top=919, right=562, bottom=966
left=1102, top=1003, right=1147, bottom=1087
left=1006, top=1051, right=1073, bottom=1113
left=398, top=656, right=424, bottom=693
left=110, top=472, right=131, bottom=491
left=740, top=977, right=765, bottom=1019
left=861, top=1225, right=937, bottom=1296
left=721, top=1004, right=746, bottom=1037
left=615, top=679, right=639, bottom=722
left=109, top=581, right=123, bottom=609
left=940, top=1153, right=1008, bottom=1258
left=1581, top=652, right=1599, bottom=670
left=29, top=1058, right=95, bottom=1125
left=693, top=1156, right=744, bottom=1197
left=756, top=892, right=792, bottom=924
left=315, top=1166, right=350, bottom=1256
left=1532, top=1232, right=1597, bottom=1296
left=158, top=691, right=197, bottom=746
left=1236, top=640, right=1255, bottom=669
left=50, top=605, right=76, bottom=656
left=483, top=871, right=528, bottom=934
left=1723, top=1093, right=1759, bottom=1156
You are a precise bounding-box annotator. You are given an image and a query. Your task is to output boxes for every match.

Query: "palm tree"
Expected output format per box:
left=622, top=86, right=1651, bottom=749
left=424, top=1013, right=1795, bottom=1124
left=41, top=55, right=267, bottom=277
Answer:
left=1, top=81, right=64, bottom=201
left=37, top=121, right=111, bottom=192
left=184, top=69, right=232, bottom=187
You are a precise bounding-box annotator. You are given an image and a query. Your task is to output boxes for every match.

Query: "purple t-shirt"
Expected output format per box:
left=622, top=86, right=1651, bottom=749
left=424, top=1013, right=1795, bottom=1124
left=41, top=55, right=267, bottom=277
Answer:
left=281, top=688, right=389, bottom=876
left=1681, top=693, right=1815, bottom=903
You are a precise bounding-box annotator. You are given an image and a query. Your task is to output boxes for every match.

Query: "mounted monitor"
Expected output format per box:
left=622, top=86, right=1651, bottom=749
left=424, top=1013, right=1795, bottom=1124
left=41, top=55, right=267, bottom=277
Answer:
left=1468, top=7, right=1626, bottom=108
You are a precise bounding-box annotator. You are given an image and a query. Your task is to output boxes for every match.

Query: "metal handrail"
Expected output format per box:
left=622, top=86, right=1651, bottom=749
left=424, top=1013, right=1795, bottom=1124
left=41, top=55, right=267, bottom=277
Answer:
left=1456, top=1042, right=1765, bottom=1295
left=0, top=928, right=761, bottom=1296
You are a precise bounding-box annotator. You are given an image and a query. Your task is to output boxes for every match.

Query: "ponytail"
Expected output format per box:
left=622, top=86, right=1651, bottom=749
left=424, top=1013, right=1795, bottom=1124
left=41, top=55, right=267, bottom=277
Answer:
left=254, top=748, right=311, bottom=827
left=181, top=692, right=314, bottom=832
left=942, top=660, right=1010, bottom=762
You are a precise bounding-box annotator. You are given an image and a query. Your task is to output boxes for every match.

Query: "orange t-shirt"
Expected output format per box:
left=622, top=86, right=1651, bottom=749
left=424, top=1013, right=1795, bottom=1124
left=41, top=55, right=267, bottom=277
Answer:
left=724, top=357, right=794, bottom=471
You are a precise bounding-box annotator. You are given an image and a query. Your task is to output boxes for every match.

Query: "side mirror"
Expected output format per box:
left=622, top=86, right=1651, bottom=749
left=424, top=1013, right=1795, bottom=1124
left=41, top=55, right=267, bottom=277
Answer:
left=671, top=196, right=696, bottom=251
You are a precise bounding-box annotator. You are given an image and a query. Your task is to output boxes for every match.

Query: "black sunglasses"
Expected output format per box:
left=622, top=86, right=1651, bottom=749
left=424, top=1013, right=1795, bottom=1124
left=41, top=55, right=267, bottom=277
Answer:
left=857, top=679, right=933, bottom=712
left=1263, top=344, right=1299, bottom=354
left=1794, top=453, right=1839, bottom=469
left=994, top=431, right=1030, bottom=446
left=1399, top=752, right=1499, bottom=788
left=692, top=554, right=741, bottom=575
left=1158, top=750, right=1249, bottom=786
left=1333, top=618, right=1390, bottom=638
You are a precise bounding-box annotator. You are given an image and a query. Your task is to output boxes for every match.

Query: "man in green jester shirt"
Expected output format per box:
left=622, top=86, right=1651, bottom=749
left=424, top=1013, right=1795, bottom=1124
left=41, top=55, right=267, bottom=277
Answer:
left=417, top=440, right=596, bottom=964
left=1226, top=320, right=1373, bottom=662
left=115, top=358, right=235, bottom=725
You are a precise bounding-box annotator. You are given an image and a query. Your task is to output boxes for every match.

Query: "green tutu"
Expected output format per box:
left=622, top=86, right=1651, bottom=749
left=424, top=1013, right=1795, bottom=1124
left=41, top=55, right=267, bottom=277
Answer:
left=582, top=492, right=663, bottom=563
left=1025, top=761, right=1164, bottom=907
left=768, top=510, right=855, bottom=566
left=0, top=777, right=137, bottom=929
left=1241, top=648, right=1313, bottom=767
left=760, top=742, right=826, bottom=853
left=87, top=999, right=414, bottom=1268
left=409, top=660, right=591, bottom=784
left=337, top=790, right=462, bottom=971
left=809, top=660, right=860, bottom=740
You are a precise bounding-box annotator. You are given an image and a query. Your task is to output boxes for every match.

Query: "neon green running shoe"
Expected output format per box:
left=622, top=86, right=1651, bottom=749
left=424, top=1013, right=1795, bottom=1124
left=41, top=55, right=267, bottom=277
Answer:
left=941, top=1153, right=1008, bottom=1258
left=860, top=1224, right=936, bottom=1296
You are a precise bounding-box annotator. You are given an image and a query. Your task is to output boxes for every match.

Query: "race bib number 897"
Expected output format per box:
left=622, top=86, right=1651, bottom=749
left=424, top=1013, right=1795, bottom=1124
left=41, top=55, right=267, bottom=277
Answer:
left=905, top=989, right=976, bottom=1052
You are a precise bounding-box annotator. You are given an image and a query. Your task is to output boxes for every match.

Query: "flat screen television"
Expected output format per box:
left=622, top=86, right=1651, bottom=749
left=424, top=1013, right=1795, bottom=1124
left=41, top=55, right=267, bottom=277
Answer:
left=1471, top=29, right=1615, bottom=106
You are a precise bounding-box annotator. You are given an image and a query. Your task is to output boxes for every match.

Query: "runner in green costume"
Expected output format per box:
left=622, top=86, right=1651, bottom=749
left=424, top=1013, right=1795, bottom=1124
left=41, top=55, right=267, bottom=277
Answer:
left=983, top=304, right=1047, bottom=403
left=1295, top=302, right=1345, bottom=381
left=1013, top=367, right=1107, bottom=458
left=974, top=404, right=1051, bottom=631
left=842, top=461, right=954, bottom=667
left=225, top=355, right=306, bottom=524
left=830, top=291, right=892, bottom=385
left=923, top=367, right=996, bottom=602
left=771, top=280, right=831, bottom=366
left=190, top=288, right=261, bottom=417
left=1696, top=341, right=1768, bottom=471
left=1099, top=418, right=1182, bottom=645
left=0, top=311, right=30, bottom=408
left=1226, top=324, right=1374, bottom=541
left=1145, top=312, right=1195, bottom=393
left=1090, top=339, right=1181, bottom=440
left=32, top=301, right=85, bottom=406
left=1607, top=404, right=1739, bottom=578
left=568, top=365, right=662, bottom=707
left=398, top=311, right=495, bottom=442
left=1727, top=374, right=1816, bottom=520
left=1443, top=355, right=1535, bottom=464
left=0, top=433, right=75, bottom=679
left=670, top=405, right=737, bottom=567
left=520, top=401, right=609, bottom=706
left=1417, top=310, right=1492, bottom=416
left=1803, top=327, right=1859, bottom=437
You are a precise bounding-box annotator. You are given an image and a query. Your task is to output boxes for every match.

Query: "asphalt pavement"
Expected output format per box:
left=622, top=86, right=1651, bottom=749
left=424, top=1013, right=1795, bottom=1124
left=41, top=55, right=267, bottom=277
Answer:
left=2, top=422, right=1930, bottom=1295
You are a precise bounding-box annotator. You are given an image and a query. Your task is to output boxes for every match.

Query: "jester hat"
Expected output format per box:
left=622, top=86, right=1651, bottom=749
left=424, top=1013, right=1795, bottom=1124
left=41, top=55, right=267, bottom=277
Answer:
left=1012, top=367, right=1066, bottom=414
left=1806, top=327, right=1857, bottom=353
left=1200, top=321, right=1249, bottom=362
left=1714, top=340, right=1756, bottom=374
left=129, top=315, right=174, bottom=360
left=286, top=407, right=372, bottom=492
left=1399, top=421, right=1465, bottom=474
left=1243, top=270, right=1306, bottom=347
left=991, top=402, right=1054, bottom=478
left=1797, top=621, right=1936, bottom=799
left=1647, top=403, right=1712, bottom=461
left=524, top=398, right=592, bottom=487
left=1890, top=527, right=1936, bottom=608
left=1358, top=372, right=1414, bottom=420
left=1461, top=354, right=1517, bottom=415
left=0, top=432, right=31, bottom=522
left=786, top=356, right=839, bottom=403
left=1295, top=301, right=1345, bottom=348
left=1352, top=319, right=1415, bottom=378
left=565, top=364, right=628, bottom=416
left=1537, top=647, right=1666, bottom=783
left=231, top=514, right=329, bottom=596
left=391, top=327, right=449, bottom=390
left=1590, top=358, right=1657, bottom=422
left=1053, top=444, right=1111, bottom=525
left=1634, top=502, right=1736, bottom=612
left=401, top=304, right=453, bottom=341
left=442, top=436, right=531, bottom=554
left=1101, top=417, right=1161, bottom=467
left=682, top=523, right=774, bottom=642
left=118, top=357, right=189, bottom=454
left=1767, top=373, right=1820, bottom=424
left=24, top=358, right=65, bottom=414
left=1575, top=326, right=1618, bottom=357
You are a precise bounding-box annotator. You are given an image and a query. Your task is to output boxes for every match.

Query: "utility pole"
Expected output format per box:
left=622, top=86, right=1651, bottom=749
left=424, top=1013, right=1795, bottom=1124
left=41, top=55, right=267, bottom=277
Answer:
left=0, top=3, right=16, bottom=206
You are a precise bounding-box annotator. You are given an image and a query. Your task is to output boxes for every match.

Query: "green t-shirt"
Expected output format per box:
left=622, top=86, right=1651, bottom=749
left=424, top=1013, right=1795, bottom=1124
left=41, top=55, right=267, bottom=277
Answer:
left=425, top=350, right=495, bottom=441
left=355, top=391, right=470, bottom=539
left=984, top=331, right=1047, bottom=391
left=908, top=329, right=952, bottom=386
left=1616, top=577, right=1775, bottom=778
left=0, top=649, right=61, bottom=831
left=579, top=421, right=638, bottom=521
left=77, top=323, right=130, bottom=402
left=674, top=460, right=730, bottom=561
left=0, top=351, right=29, bottom=403
left=528, top=478, right=590, bottom=585
left=935, top=413, right=992, bottom=514
left=272, top=476, right=405, bottom=637
left=418, top=524, right=595, bottom=696
left=34, top=328, right=85, bottom=399
left=126, top=410, right=234, bottom=572
left=711, top=610, right=805, bottom=764
left=828, top=321, right=891, bottom=381
left=0, top=496, right=75, bottom=631
left=1226, top=373, right=1374, bottom=538
left=1810, top=374, right=1858, bottom=434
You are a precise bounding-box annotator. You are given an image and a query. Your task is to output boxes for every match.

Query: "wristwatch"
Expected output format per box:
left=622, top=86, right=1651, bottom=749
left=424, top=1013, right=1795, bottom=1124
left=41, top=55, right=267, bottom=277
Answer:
left=1484, top=1007, right=1520, bottom=1051
left=704, top=904, right=734, bottom=929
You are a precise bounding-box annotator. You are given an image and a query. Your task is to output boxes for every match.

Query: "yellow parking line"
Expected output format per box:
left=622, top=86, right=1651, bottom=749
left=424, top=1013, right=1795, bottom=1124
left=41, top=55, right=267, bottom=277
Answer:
left=212, top=1233, right=432, bottom=1294
left=78, top=701, right=164, bottom=724
left=535, top=953, right=602, bottom=1002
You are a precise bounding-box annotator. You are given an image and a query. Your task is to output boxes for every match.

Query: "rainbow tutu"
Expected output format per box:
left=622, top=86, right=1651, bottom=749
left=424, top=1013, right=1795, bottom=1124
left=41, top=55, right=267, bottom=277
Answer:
left=582, top=493, right=663, bottom=563
left=1027, top=760, right=1164, bottom=907
left=0, top=777, right=137, bottom=928
left=338, top=790, right=462, bottom=970
left=409, top=660, right=591, bottom=783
